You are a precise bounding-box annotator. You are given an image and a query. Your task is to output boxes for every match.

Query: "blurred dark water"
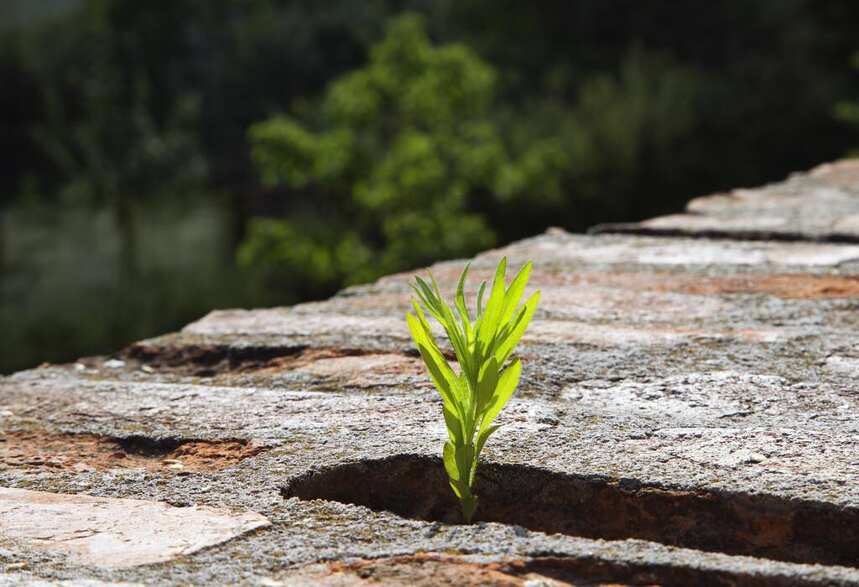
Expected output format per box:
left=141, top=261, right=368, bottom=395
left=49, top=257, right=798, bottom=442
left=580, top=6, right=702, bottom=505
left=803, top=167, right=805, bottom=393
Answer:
left=0, top=193, right=253, bottom=374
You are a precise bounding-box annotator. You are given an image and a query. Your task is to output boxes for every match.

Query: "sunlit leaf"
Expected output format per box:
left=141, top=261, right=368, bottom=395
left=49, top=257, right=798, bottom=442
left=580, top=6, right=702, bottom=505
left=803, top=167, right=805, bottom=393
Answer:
left=480, top=358, right=521, bottom=432
left=494, top=291, right=540, bottom=365
left=443, top=441, right=460, bottom=481
left=455, top=262, right=472, bottom=340
left=500, top=260, right=532, bottom=324
left=476, top=280, right=487, bottom=318
left=476, top=256, right=507, bottom=356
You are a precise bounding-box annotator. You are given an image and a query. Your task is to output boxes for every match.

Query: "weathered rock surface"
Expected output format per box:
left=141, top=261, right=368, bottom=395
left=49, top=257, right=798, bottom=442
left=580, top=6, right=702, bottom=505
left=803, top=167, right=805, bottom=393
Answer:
left=0, top=488, right=269, bottom=569
left=2, top=160, right=859, bottom=585
left=592, top=159, right=859, bottom=242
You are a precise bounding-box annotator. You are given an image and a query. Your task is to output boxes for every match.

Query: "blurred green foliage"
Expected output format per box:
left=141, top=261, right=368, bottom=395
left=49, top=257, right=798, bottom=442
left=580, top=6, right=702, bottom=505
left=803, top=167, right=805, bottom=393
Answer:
left=2, top=0, right=859, bottom=373
left=241, top=15, right=566, bottom=292
left=20, top=1, right=208, bottom=277
left=835, top=52, right=859, bottom=155
left=1, top=197, right=244, bottom=372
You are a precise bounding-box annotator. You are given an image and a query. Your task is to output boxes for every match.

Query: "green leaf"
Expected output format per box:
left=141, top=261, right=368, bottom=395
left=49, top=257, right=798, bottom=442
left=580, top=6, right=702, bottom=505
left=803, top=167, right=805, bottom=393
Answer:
left=456, top=438, right=473, bottom=483
left=476, top=257, right=507, bottom=357
left=428, top=273, right=472, bottom=378
left=494, top=290, right=540, bottom=365
left=414, top=276, right=443, bottom=320
left=442, top=405, right=462, bottom=445
left=410, top=301, right=436, bottom=342
left=475, top=424, right=501, bottom=457
left=407, top=312, right=461, bottom=417
left=443, top=441, right=460, bottom=482
left=416, top=341, right=459, bottom=409
left=480, top=358, right=521, bottom=432
left=454, top=263, right=472, bottom=341
left=499, top=260, right=532, bottom=324
left=454, top=373, right=473, bottom=434
left=476, top=280, right=487, bottom=318
left=460, top=493, right=477, bottom=523
left=476, top=356, right=499, bottom=413
left=406, top=308, right=437, bottom=355
left=413, top=287, right=473, bottom=390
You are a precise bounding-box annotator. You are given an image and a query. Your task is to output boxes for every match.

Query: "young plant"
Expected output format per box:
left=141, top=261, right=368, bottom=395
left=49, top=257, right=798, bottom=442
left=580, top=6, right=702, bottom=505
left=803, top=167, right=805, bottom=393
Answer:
left=406, top=257, right=540, bottom=522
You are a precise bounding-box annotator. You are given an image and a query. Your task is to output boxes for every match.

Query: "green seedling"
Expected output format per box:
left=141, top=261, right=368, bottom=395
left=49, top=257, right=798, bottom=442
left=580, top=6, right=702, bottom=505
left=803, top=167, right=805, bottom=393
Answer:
left=406, top=257, right=540, bottom=522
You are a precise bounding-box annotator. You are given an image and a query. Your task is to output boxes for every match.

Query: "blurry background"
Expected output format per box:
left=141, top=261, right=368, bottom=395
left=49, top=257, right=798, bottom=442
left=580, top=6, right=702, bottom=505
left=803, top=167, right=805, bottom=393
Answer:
left=2, top=0, right=859, bottom=373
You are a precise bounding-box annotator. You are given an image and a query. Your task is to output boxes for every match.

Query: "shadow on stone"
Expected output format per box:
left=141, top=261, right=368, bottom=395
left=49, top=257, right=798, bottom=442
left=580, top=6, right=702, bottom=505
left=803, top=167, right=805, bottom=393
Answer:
left=1, top=430, right=263, bottom=473
left=123, top=343, right=310, bottom=375
left=282, top=454, right=859, bottom=567
left=290, top=553, right=817, bottom=587
left=122, top=342, right=414, bottom=377
left=113, top=435, right=183, bottom=456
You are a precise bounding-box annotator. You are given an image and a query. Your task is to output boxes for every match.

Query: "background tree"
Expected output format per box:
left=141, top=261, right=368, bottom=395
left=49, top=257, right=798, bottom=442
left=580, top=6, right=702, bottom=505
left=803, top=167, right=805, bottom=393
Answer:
left=835, top=52, right=859, bottom=155
left=2, top=0, right=859, bottom=373
left=240, top=14, right=566, bottom=299
left=19, top=1, right=207, bottom=279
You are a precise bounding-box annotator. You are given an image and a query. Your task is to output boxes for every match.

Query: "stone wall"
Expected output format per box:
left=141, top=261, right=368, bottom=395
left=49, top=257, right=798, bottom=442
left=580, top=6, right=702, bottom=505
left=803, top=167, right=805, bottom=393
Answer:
left=3, top=160, right=859, bottom=585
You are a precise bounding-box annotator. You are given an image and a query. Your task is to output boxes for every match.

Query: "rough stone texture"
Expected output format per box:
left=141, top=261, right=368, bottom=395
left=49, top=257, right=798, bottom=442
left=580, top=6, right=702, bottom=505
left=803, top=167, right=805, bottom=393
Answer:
left=2, top=160, right=859, bottom=585
left=592, top=159, right=859, bottom=242
left=0, top=488, right=269, bottom=569
left=1, top=432, right=264, bottom=474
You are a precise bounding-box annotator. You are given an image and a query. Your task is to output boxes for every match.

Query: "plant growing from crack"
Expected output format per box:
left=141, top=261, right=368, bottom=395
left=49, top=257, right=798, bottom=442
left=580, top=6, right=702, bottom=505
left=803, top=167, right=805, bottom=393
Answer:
left=406, top=257, right=540, bottom=522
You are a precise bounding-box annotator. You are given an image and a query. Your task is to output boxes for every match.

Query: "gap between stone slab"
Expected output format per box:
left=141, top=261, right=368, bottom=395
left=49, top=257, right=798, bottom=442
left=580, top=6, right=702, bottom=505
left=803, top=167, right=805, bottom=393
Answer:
left=120, top=343, right=422, bottom=377
left=588, top=222, right=859, bottom=245
left=281, top=454, right=859, bottom=568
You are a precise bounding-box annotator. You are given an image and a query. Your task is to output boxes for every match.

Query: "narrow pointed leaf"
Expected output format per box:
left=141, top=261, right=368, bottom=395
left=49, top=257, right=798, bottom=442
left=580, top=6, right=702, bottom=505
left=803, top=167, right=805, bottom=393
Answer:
left=443, top=405, right=462, bottom=445
left=500, top=261, right=532, bottom=324
left=476, top=281, right=487, bottom=319
left=477, top=356, right=499, bottom=413
left=456, top=442, right=473, bottom=487
left=411, top=302, right=445, bottom=359
left=480, top=358, right=521, bottom=432
left=416, top=342, right=460, bottom=413
left=443, top=441, right=460, bottom=482
left=427, top=274, right=471, bottom=377
left=454, top=263, right=472, bottom=341
left=454, top=373, right=473, bottom=432
left=414, top=277, right=444, bottom=321
left=475, top=424, right=501, bottom=457
left=494, top=290, right=540, bottom=365
left=407, top=313, right=462, bottom=418
left=476, top=257, right=507, bottom=356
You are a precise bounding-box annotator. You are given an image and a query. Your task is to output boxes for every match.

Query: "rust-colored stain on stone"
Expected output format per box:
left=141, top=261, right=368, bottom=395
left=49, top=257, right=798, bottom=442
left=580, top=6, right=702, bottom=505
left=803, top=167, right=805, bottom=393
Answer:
left=244, top=347, right=364, bottom=372
left=285, top=553, right=639, bottom=586
left=294, top=352, right=425, bottom=382
left=0, top=430, right=263, bottom=473
left=535, top=271, right=859, bottom=299
left=322, top=554, right=532, bottom=586
left=668, top=273, right=859, bottom=299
